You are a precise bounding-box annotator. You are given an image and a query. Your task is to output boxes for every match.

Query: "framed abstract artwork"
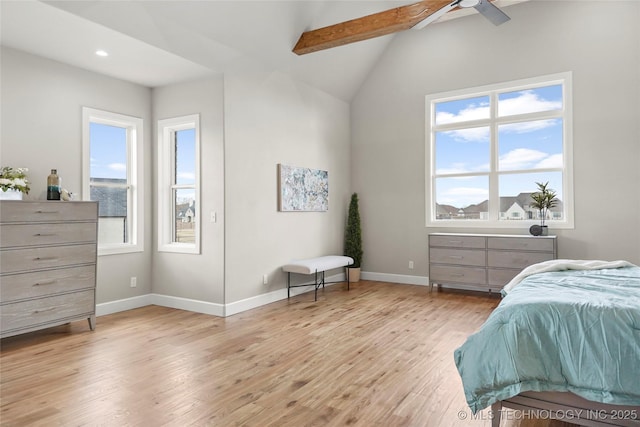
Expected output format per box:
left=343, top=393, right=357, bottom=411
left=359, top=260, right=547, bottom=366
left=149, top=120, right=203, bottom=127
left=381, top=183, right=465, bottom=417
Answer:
left=278, top=164, right=328, bottom=212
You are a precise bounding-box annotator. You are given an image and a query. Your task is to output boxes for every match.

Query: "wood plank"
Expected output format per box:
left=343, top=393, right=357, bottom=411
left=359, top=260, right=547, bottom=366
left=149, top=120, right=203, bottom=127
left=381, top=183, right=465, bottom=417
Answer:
left=1, top=282, right=574, bottom=426
left=293, top=0, right=451, bottom=55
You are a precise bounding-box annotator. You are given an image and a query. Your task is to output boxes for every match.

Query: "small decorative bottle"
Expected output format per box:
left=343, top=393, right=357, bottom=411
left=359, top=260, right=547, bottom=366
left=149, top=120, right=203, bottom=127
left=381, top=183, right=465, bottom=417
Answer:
left=47, top=169, right=61, bottom=200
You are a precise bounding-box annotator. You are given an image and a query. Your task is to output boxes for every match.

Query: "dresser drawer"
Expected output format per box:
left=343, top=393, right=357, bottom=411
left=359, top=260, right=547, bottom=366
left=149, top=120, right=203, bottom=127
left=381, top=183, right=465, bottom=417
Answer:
left=488, top=251, right=554, bottom=269
left=429, top=235, right=486, bottom=249
left=430, top=265, right=486, bottom=285
left=488, top=268, right=520, bottom=288
left=487, top=237, right=554, bottom=252
left=0, top=289, right=95, bottom=333
left=1, top=266, right=96, bottom=303
left=0, top=201, right=98, bottom=223
left=429, top=248, right=485, bottom=267
left=0, top=222, right=97, bottom=249
left=0, top=244, right=96, bottom=274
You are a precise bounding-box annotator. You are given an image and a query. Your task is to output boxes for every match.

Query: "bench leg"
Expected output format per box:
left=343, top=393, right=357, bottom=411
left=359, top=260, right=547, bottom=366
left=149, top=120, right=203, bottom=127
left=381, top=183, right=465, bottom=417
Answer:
left=347, top=267, right=350, bottom=290
left=287, top=272, right=291, bottom=299
left=314, top=270, right=318, bottom=301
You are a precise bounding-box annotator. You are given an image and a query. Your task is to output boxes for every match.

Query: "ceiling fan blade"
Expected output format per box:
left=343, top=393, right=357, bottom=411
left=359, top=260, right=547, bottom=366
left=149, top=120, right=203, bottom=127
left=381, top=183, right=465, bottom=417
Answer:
left=293, top=0, right=452, bottom=55
left=473, top=0, right=510, bottom=25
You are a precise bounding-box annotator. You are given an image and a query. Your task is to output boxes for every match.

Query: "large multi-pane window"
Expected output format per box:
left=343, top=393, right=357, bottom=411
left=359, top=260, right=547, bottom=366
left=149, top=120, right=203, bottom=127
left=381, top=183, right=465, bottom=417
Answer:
left=426, top=73, right=573, bottom=228
left=82, top=107, right=144, bottom=254
left=158, top=115, right=200, bottom=254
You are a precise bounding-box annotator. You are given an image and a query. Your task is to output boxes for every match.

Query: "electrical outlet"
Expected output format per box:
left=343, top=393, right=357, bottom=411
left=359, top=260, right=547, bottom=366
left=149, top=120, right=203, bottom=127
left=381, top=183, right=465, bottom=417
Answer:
left=263, top=274, right=268, bottom=285
left=130, top=277, right=137, bottom=287
left=409, top=261, right=414, bottom=269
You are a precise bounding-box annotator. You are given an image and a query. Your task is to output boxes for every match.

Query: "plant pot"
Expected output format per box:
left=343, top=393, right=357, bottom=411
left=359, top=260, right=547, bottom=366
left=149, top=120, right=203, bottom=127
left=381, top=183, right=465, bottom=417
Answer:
left=347, top=267, right=361, bottom=283
left=0, top=189, right=23, bottom=200
left=540, top=225, right=549, bottom=236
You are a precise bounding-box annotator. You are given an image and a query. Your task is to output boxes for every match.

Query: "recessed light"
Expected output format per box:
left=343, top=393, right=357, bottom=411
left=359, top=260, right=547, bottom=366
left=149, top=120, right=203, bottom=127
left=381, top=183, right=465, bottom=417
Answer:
left=95, top=50, right=109, bottom=57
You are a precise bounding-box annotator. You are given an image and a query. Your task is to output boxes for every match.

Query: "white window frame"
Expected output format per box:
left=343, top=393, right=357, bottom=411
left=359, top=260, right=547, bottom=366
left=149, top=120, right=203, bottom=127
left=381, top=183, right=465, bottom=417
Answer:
left=157, top=114, right=201, bottom=254
left=82, top=107, right=144, bottom=255
left=425, top=72, right=574, bottom=229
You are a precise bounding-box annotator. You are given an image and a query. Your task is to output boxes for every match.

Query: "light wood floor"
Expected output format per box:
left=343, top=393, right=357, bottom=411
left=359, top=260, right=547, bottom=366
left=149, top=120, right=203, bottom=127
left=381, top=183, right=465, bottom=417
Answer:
left=1, top=281, right=574, bottom=426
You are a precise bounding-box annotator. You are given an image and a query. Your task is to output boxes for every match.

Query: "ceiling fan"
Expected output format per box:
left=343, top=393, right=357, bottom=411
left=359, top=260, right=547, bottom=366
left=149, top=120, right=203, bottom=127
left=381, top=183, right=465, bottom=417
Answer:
left=293, top=0, right=510, bottom=55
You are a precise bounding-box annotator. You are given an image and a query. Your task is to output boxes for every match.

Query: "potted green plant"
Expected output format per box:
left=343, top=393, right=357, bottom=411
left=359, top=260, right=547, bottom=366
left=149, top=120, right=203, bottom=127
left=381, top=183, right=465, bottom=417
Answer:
left=529, top=181, right=558, bottom=236
left=344, top=192, right=363, bottom=282
left=0, top=167, right=30, bottom=200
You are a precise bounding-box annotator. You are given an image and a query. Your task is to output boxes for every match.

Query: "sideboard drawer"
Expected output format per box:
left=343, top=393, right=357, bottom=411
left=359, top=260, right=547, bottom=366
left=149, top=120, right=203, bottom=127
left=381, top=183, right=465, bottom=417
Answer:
left=0, top=222, right=97, bottom=248
left=487, top=269, right=520, bottom=288
left=488, top=237, right=555, bottom=252
left=429, top=235, right=486, bottom=249
left=1, top=265, right=96, bottom=303
left=0, top=244, right=96, bottom=274
left=430, top=265, right=486, bottom=285
left=429, top=248, right=485, bottom=267
left=0, top=201, right=97, bottom=223
left=488, top=251, right=554, bottom=269
left=0, top=289, right=95, bottom=333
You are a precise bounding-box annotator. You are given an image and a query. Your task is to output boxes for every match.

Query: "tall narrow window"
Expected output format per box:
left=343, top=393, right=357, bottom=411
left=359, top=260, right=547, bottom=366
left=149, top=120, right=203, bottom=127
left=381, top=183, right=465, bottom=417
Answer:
left=158, top=115, right=200, bottom=253
left=82, top=107, right=144, bottom=255
left=425, top=72, right=573, bottom=229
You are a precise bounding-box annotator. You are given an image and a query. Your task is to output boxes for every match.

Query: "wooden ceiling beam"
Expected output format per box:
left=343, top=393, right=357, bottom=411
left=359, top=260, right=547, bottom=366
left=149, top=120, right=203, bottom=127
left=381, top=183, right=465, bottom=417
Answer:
left=293, top=0, right=452, bottom=55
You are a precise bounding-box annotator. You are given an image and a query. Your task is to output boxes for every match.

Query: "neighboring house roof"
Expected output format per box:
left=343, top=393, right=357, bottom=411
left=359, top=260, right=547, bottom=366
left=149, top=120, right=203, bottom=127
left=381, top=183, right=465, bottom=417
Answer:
left=177, top=200, right=196, bottom=218
left=90, top=178, right=127, bottom=217
left=436, top=192, right=563, bottom=217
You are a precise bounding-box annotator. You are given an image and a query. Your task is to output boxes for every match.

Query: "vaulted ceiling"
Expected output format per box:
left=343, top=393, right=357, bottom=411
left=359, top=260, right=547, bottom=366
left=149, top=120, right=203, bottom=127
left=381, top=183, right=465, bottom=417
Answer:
left=1, top=0, right=524, bottom=101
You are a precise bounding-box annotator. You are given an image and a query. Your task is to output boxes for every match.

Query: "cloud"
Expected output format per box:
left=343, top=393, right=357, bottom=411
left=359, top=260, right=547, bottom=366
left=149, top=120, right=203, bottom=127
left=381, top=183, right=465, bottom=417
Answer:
left=435, top=90, right=561, bottom=139
left=500, top=119, right=560, bottom=134
left=499, top=148, right=548, bottom=170
left=436, top=102, right=489, bottom=125
left=108, top=163, right=127, bottom=171
left=439, top=187, right=488, bottom=207
left=499, top=90, right=561, bottom=116
left=535, top=153, right=563, bottom=168
left=443, top=126, right=490, bottom=143
left=177, top=172, right=195, bottom=180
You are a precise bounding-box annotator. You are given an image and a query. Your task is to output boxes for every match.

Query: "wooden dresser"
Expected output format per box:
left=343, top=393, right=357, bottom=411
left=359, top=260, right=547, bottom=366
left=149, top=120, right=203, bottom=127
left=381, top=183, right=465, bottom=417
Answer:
left=428, top=233, right=557, bottom=293
left=0, top=201, right=98, bottom=338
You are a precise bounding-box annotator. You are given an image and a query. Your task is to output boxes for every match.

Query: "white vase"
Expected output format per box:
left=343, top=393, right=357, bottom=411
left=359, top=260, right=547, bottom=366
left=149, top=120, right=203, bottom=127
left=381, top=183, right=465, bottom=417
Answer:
left=0, top=189, right=23, bottom=200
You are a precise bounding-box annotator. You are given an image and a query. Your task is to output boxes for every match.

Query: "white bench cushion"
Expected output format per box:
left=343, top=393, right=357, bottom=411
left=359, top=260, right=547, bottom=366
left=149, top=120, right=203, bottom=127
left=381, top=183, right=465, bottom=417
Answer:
left=282, top=256, right=354, bottom=275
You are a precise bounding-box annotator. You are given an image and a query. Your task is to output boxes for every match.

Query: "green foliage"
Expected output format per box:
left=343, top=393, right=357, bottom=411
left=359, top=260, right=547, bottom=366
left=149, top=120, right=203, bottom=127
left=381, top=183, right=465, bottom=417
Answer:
left=344, top=193, right=363, bottom=268
left=0, top=167, right=30, bottom=194
left=529, top=181, right=557, bottom=227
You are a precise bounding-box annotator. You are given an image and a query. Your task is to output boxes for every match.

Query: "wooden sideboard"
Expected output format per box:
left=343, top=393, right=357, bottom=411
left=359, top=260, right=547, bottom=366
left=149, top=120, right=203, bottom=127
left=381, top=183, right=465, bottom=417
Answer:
left=428, top=233, right=557, bottom=293
left=0, top=201, right=98, bottom=338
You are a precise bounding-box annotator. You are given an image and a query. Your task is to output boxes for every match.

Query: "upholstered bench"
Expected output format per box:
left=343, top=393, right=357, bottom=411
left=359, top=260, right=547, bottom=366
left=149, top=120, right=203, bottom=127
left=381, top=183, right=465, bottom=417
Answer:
left=282, top=256, right=354, bottom=301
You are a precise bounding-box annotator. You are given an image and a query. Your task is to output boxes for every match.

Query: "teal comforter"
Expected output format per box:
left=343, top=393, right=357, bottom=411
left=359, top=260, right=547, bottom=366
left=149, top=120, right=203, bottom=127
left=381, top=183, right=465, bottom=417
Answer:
left=454, top=265, right=640, bottom=413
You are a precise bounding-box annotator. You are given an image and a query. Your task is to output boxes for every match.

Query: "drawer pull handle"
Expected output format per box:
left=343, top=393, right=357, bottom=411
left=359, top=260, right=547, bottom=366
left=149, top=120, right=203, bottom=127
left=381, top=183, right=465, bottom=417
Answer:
left=34, top=307, right=56, bottom=314
left=34, top=281, right=56, bottom=287
left=35, top=210, right=60, bottom=214
left=33, top=257, right=57, bottom=262
left=448, top=255, right=464, bottom=259
left=452, top=273, right=465, bottom=277
left=34, top=233, right=57, bottom=237
left=448, top=240, right=463, bottom=244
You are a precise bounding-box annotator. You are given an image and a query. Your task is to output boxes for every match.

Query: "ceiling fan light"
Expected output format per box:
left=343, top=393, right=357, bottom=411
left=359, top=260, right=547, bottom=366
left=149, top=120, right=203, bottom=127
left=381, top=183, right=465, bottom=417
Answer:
left=459, top=0, right=480, bottom=8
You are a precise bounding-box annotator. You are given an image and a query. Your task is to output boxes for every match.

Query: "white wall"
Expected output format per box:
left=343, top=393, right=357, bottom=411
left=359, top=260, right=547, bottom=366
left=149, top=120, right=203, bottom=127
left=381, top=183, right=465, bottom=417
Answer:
left=351, top=0, right=640, bottom=279
left=1, top=47, right=352, bottom=313
left=224, top=64, right=351, bottom=304
left=152, top=76, right=226, bottom=305
left=0, top=46, right=154, bottom=304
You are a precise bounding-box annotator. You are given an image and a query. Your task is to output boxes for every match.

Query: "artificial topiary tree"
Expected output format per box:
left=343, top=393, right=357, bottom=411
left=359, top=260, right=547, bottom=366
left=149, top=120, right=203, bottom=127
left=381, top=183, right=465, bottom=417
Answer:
left=345, top=192, right=363, bottom=268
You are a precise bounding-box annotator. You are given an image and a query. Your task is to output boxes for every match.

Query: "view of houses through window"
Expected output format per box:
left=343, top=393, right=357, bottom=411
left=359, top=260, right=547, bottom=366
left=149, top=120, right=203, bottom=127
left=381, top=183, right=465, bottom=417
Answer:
left=426, top=73, right=572, bottom=227
left=158, top=114, right=200, bottom=254
left=83, top=107, right=143, bottom=254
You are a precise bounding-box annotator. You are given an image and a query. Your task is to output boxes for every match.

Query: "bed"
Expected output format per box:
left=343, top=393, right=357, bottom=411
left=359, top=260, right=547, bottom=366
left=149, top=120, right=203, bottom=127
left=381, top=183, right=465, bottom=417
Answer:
left=454, top=259, right=640, bottom=426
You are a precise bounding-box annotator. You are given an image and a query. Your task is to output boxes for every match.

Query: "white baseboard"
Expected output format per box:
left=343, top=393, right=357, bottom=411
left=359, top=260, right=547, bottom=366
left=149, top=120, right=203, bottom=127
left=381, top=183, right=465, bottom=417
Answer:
left=96, top=294, right=154, bottom=316
left=151, top=294, right=225, bottom=317
left=96, top=273, right=347, bottom=318
left=361, top=271, right=429, bottom=286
